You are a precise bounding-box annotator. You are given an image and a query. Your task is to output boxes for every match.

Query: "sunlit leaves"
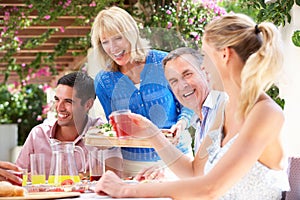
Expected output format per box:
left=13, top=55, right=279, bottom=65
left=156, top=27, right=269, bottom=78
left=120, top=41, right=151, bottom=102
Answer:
left=292, top=30, right=300, bottom=47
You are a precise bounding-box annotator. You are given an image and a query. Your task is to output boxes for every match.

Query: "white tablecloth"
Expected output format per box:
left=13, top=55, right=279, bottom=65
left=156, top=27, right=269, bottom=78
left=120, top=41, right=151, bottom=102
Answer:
left=58, top=192, right=172, bottom=200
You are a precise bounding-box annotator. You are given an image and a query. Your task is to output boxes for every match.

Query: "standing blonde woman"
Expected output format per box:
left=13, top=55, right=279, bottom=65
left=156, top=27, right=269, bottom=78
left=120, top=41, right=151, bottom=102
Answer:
left=91, top=6, right=194, bottom=179
left=95, top=13, right=290, bottom=199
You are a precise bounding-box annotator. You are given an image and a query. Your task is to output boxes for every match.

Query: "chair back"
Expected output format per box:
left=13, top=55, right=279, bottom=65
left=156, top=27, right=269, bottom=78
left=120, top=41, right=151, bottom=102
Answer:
left=285, top=157, right=300, bottom=200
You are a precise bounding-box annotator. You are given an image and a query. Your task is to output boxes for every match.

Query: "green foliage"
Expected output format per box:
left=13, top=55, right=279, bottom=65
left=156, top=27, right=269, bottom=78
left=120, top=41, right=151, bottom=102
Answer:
left=218, top=0, right=259, bottom=19
left=220, top=0, right=296, bottom=109
left=258, top=0, right=294, bottom=26
left=130, top=0, right=226, bottom=51
left=292, top=30, right=300, bottom=47
left=0, top=84, right=47, bottom=145
left=234, top=0, right=294, bottom=26
left=266, top=85, right=285, bottom=109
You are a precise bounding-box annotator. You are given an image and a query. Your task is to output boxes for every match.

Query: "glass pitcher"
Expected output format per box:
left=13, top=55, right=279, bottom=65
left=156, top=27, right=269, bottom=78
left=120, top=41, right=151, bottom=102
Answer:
left=48, top=141, right=85, bottom=185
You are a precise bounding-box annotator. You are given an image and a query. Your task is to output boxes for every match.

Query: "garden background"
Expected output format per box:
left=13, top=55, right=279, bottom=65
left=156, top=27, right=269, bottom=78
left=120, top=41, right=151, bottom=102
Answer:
left=0, top=0, right=300, bottom=162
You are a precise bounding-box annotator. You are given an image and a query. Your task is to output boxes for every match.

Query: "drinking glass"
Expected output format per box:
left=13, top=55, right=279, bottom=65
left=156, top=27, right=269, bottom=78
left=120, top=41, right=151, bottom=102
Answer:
left=21, top=169, right=28, bottom=186
left=111, top=109, right=132, bottom=138
left=30, top=153, right=46, bottom=184
left=88, top=149, right=105, bottom=181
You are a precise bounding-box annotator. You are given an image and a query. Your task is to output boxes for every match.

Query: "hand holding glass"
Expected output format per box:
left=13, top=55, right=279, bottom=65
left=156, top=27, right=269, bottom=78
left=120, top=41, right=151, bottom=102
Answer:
left=110, top=111, right=162, bottom=140
left=6, top=169, right=27, bottom=186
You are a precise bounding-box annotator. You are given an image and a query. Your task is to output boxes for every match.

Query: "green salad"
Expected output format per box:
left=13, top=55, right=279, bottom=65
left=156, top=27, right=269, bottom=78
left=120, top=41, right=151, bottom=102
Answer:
left=95, top=123, right=116, bottom=137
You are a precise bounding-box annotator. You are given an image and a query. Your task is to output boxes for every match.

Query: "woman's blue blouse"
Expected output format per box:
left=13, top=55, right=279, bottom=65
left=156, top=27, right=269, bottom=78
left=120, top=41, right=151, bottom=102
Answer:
left=94, top=49, right=194, bottom=161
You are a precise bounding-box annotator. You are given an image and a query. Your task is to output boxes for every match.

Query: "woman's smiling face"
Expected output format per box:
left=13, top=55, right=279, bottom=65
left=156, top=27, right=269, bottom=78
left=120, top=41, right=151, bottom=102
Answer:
left=100, top=33, right=131, bottom=66
left=164, top=54, right=210, bottom=112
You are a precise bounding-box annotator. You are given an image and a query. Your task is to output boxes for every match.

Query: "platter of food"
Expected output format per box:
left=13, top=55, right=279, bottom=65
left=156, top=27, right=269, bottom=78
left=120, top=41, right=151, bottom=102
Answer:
left=84, top=132, right=153, bottom=148
left=84, top=124, right=174, bottom=148
left=0, top=180, right=81, bottom=200
left=0, top=192, right=81, bottom=200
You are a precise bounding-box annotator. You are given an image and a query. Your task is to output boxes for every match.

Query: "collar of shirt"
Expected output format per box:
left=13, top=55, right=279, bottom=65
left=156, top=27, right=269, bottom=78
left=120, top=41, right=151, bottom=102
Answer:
left=203, top=90, right=224, bottom=109
left=49, top=116, right=103, bottom=145
left=196, top=106, right=210, bottom=124
left=196, top=90, right=220, bottom=124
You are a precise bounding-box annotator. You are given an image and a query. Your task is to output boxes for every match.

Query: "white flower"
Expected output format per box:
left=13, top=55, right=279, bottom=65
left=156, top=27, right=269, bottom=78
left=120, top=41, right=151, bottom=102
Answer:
left=265, top=0, right=277, bottom=4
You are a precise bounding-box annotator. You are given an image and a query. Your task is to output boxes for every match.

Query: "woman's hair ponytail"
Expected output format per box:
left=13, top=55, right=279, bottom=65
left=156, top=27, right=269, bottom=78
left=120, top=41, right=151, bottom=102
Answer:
left=204, top=14, right=283, bottom=119
left=239, top=22, right=283, bottom=118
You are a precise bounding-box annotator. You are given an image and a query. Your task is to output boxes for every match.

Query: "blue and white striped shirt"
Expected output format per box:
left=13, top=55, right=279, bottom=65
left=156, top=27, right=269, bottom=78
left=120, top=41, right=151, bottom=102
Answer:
left=194, top=90, right=228, bottom=153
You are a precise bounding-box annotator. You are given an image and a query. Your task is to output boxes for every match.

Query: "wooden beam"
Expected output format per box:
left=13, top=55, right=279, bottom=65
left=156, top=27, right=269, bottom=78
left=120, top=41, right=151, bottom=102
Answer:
left=0, top=66, right=68, bottom=70
left=0, top=75, right=55, bottom=84
left=0, top=53, right=81, bottom=59
left=0, top=25, right=91, bottom=29
left=0, top=52, right=77, bottom=57
left=0, top=0, right=25, bottom=7
left=0, top=49, right=85, bottom=53
left=7, top=28, right=90, bottom=37
left=0, top=57, right=74, bottom=62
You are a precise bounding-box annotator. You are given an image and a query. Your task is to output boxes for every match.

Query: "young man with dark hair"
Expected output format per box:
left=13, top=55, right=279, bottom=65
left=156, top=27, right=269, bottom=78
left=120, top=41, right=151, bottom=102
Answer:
left=16, top=72, right=123, bottom=178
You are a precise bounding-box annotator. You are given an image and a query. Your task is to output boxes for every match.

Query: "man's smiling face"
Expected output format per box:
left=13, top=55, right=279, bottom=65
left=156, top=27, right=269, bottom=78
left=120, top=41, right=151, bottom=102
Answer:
left=54, top=84, right=87, bottom=128
left=164, top=54, right=210, bottom=112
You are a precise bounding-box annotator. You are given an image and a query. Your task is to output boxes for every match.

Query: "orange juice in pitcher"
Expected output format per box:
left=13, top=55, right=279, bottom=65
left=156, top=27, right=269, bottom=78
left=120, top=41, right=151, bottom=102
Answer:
left=48, top=141, right=85, bottom=186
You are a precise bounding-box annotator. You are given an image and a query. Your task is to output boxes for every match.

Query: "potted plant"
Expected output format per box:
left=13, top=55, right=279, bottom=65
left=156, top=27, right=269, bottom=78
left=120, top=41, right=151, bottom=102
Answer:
left=0, top=83, right=48, bottom=146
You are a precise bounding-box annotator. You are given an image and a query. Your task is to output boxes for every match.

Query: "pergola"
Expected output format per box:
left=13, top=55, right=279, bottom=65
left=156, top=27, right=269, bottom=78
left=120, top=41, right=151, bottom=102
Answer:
left=0, top=0, right=137, bottom=85
left=0, top=0, right=94, bottom=85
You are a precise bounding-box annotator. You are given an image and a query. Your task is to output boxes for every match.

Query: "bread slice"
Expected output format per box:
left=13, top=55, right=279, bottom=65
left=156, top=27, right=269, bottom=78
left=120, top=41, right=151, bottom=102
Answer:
left=0, top=181, right=26, bottom=197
